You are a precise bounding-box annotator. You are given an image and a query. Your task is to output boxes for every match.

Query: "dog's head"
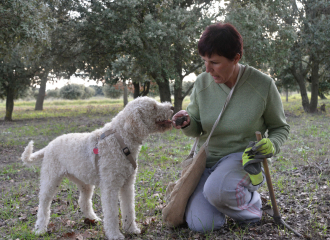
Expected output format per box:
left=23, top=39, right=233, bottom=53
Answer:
left=123, top=97, right=174, bottom=136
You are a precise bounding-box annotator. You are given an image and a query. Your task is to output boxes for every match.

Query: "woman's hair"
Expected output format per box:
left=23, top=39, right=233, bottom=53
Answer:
left=198, top=22, right=243, bottom=61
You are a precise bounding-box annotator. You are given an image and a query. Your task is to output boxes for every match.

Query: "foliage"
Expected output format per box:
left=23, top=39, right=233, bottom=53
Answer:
left=82, top=86, right=96, bottom=99
left=89, top=85, right=104, bottom=96
left=0, top=0, right=55, bottom=120
left=102, top=84, right=123, bottom=99
left=225, top=0, right=330, bottom=113
left=20, top=87, right=39, bottom=100
left=0, top=0, right=54, bottom=61
left=71, top=0, right=219, bottom=112
left=118, top=0, right=218, bottom=109
left=46, top=89, right=60, bottom=99
left=170, top=81, right=194, bottom=96
left=59, top=84, right=94, bottom=100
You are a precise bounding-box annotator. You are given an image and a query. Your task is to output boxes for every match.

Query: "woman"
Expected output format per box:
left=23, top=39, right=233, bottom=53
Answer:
left=172, top=22, right=290, bottom=232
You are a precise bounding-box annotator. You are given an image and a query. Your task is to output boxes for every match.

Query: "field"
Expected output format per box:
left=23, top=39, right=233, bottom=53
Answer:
left=0, top=94, right=330, bottom=240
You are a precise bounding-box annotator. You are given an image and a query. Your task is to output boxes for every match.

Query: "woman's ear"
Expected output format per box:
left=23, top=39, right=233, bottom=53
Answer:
left=234, top=53, right=241, bottom=64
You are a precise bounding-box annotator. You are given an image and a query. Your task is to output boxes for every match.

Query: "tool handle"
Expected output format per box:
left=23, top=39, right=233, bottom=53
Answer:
left=255, top=131, right=281, bottom=221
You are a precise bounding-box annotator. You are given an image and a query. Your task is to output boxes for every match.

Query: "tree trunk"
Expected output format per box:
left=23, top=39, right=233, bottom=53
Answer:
left=5, top=87, right=15, bottom=121
left=133, top=82, right=140, bottom=98
left=141, top=82, right=150, bottom=96
left=173, top=78, right=184, bottom=113
left=133, top=82, right=150, bottom=98
left=157, top=79, right=171, bottom=103
left=309, top=58, right=319, bottom=113
left=123, top=81, right=128, bottom=106
left=319, top=91, right=327, bottom=99
left=35, top=69, right=50, bottom=111
left=290, top=65, right=310, bottom=112
left=157, top=82, right=171, bottom=102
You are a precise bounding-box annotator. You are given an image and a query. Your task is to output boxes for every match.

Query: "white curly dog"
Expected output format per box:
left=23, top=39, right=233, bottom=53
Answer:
left=21, top=97, right=174, bottom=239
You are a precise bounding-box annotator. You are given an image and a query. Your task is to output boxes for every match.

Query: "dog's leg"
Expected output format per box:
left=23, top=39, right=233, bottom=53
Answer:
left=67, top=175, right=101, bottom=221
left=100, top=181, right=125, bottom=240
left=119, top=172, right=141, bottom=234
left=34, top=171, right=63, bottom=235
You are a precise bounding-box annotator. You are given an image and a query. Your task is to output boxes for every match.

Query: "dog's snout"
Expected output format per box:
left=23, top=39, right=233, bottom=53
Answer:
left=170, top=106, right=174, bottom=111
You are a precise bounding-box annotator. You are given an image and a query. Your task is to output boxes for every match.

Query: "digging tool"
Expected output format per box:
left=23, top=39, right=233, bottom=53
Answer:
left=256, top=131, right=303, bottom=238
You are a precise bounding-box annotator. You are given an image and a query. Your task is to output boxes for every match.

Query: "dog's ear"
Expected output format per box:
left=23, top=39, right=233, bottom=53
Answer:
left=123, top=108, right=149, bottom=136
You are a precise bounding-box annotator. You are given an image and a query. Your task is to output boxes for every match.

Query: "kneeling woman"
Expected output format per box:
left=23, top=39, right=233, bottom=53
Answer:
left=172, top=22, right=289, bottom=232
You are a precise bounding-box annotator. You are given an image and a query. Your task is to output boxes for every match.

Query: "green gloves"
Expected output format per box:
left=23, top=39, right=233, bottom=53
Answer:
left=242, top=138, right=275, bottom=186
left=252, top=138, right=275, bottom=159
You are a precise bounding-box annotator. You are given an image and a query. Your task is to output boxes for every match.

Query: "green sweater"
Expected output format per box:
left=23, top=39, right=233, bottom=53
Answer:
left=182, top=65, right=290, bottom=168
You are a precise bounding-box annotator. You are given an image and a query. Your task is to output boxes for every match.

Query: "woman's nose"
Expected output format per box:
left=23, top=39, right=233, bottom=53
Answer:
left=205, top=62, right=212, bottom=73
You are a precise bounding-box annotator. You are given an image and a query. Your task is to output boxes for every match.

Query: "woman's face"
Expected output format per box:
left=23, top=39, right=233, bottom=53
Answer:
left=201, top=53, right=240, bottom=88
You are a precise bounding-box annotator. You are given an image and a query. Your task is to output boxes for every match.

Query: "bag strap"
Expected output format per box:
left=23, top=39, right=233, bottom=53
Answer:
left=190, top=65, right=246, bottom=151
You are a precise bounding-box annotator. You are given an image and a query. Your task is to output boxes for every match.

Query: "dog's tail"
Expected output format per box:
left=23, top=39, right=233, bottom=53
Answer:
left=21, top=141, right=45, bottom=167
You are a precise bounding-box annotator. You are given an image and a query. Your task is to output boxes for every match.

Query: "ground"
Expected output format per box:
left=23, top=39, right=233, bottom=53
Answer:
left=0, top=98, right=330, bottom=239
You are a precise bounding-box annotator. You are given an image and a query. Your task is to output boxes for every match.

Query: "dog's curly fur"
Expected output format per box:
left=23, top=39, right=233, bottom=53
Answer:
left=21, top=97, right=174, bottom=239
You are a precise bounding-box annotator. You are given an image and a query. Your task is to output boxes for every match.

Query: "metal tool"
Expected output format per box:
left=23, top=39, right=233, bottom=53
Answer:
left=256, top=131, right=302, bottom=238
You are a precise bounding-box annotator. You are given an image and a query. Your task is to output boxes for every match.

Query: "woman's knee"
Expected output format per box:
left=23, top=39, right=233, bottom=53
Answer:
left=204, top=172, right=250, bottom=210
left=203, top=179, right=221, bottom=207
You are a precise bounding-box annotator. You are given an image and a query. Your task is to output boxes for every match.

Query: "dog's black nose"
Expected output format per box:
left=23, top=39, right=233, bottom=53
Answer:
left=170, top=106, right=174, bottom=111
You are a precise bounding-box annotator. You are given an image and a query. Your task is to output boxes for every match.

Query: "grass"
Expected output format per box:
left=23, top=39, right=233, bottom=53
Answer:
left=0, top=93, right=330, bottom=239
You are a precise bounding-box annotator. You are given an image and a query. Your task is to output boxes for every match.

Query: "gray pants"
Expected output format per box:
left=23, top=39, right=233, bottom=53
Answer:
left=185, top=152, right=265, bottom=232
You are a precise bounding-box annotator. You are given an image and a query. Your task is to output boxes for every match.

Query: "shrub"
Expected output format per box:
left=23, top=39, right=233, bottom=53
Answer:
left=82, top=86, right=95, bottom=99
left=60, top=84, right=85, bottom=100
left=20, top=87, right=39, bottom=100
left=89, top=85, right=104, bottom=96
left=46, top=89, right=60, bottom=99
left=103, top=84, right=122, bottom=98
left=169, top=81, right=194, bottom=96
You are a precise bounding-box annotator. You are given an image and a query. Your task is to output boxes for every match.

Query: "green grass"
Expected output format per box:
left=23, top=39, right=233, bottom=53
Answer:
left=1, top=94, right=330, bottom=239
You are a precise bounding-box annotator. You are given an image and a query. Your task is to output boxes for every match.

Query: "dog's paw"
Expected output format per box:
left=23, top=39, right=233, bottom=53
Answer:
left=94, top=216, right=102, bottom=222
left=34, top=228, right=47, bottom=235
left=124, top=225, right=141, bottom=234
left=106, top=232, right=125, bottom=240
left=128, top=227, right=141, bottom=234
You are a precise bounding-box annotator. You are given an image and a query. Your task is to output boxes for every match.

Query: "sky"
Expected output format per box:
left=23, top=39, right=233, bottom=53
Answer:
left=46, top=73, right=196, bottom=91
left=46, top=72, right=197, bottom=90
left=46, top=76, right=103, bottom=90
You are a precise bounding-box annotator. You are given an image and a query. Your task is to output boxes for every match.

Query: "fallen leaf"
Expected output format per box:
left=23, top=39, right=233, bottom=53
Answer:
left=65, top=219, right=76, bottom=227
left=155, top=204, right=165, bottom=211
left=30, top=207, right=38, bottom=215
left=62, top=231, right=76, bottom=238
left=54, top=204, right=67, bottom=213
left=82, top=229, right=99, bottom=238
left=143, top=217, right=156, bottom=225
left=84, top=218, right=97, bottom=226
left=47, top=222, right=56, bottom=233
left=18, top=214, right=27, bottom=221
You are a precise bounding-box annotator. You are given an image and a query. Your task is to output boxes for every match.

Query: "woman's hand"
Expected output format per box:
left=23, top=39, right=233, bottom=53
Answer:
left=172, top=110, right=190, bottom=129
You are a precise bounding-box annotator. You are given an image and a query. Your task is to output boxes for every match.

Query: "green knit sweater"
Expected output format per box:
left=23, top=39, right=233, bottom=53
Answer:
left=182, top=65, right=290, bottom=168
